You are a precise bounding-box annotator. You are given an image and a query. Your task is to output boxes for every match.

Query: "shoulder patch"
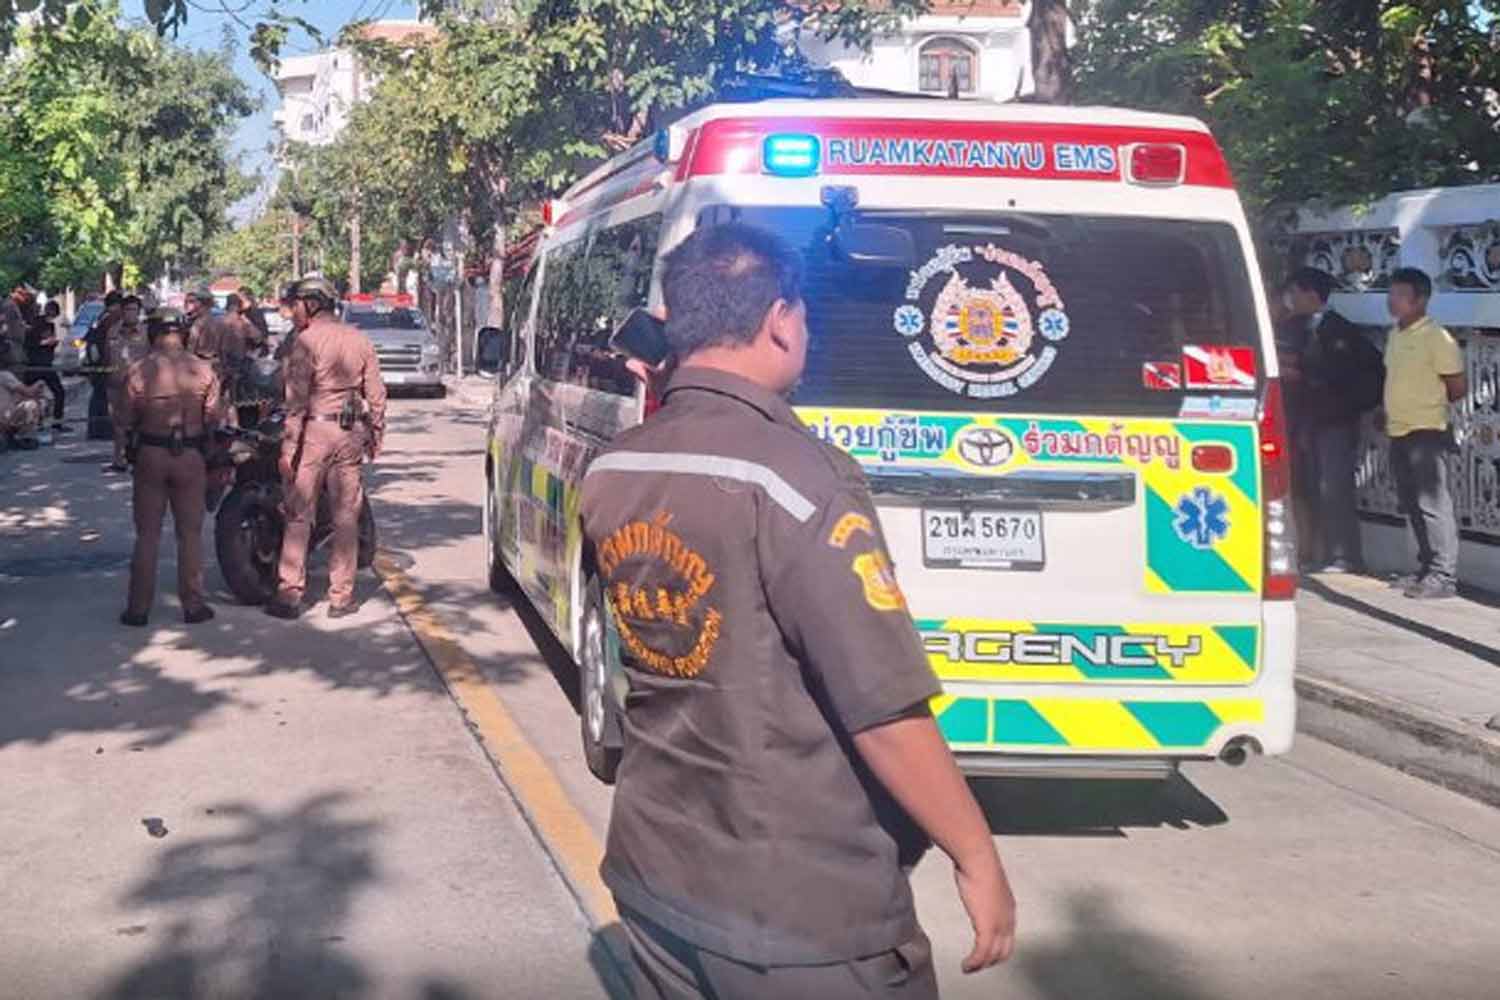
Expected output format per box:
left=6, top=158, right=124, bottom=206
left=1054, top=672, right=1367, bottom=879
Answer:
left=852, top=551, right=907, bottom=613
left=828, top=512, right=875, bottom=549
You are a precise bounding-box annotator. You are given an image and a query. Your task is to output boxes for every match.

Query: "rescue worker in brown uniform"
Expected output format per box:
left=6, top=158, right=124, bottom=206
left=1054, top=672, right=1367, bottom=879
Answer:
left=264, top=276, right=386, bottom=620
left=119, top=309, right=221, bottom=627
left=580, top=224, right=1017, bottom=1000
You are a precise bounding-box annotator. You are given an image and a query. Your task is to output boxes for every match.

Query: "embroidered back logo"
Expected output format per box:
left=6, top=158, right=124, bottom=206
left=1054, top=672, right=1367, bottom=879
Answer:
left=599, top=512, right=723, bottom=678
left=895, top=243, right=1070, bottom=400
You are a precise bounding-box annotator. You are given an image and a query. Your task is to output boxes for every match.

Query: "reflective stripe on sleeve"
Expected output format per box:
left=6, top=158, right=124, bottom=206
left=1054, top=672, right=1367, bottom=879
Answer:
left=586, top=451, right=817, bottom=523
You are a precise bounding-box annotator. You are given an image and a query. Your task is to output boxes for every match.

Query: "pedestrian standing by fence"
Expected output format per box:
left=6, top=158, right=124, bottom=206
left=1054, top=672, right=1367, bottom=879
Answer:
left=580, top=224, right=1016, bottom=1000
left=23, top=301, right=68, bottom=432
left=1285, top=267, right=1385, bottom=573
left=118, top=308, right=221, bottom=627
left=1383, top=267, right=1466, bottom=599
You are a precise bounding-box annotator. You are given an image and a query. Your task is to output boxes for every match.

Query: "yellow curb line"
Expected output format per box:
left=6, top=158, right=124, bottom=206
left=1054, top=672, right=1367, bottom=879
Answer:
left=375, top=554, right=624, bottom=938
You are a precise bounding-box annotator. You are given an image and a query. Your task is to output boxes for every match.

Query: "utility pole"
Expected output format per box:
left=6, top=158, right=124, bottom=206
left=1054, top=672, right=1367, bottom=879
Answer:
left=350, top=192, right=362, bottom=294
left=291, top=213, right=303, bottom=277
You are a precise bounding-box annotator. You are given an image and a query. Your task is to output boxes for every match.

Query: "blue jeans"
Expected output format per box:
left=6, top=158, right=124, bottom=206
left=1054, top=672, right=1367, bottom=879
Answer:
left=1389, top=430, right=1459, bottom=581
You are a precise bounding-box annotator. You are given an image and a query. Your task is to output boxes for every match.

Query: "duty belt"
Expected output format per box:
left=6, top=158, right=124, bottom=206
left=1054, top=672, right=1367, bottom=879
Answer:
left=138, top=432, right=206, bottom=449
left=308, top=413, right=352, bottom=424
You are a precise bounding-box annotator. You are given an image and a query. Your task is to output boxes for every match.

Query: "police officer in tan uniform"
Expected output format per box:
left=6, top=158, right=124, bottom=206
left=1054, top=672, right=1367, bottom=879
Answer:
left=107, top=296, right=150, bottom=472
left=119, top=308, right=221, bottom=627
left=580, top=224, right=1016, bottom=1000
left=265, top=276, right=387, bottom=620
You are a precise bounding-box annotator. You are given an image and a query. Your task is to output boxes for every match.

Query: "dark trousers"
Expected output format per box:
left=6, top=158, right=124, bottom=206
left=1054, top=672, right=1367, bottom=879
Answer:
left=87, top=378, right=112, bottom=439
left=1314, top=420, right=1363, bottom=568
left=23, top=369, right=65, bottom=422
left=1389, top=430, right=1459, bottom=581
left=621, top=908, right=938, bottom=1000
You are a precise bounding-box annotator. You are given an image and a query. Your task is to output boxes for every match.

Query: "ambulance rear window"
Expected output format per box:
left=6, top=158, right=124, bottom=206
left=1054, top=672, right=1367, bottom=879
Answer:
left=725, top=207, right=1261, bottom=417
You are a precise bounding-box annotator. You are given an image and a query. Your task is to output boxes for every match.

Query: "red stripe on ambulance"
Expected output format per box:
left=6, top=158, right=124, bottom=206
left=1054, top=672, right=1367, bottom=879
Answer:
left=682, top=117, right=1235, bottom=188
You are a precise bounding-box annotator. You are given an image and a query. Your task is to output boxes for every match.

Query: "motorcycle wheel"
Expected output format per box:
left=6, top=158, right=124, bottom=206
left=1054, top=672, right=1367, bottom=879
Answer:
left=357, top=497, right=377, bottom=569
left=215, top=486, right=281, bottom=606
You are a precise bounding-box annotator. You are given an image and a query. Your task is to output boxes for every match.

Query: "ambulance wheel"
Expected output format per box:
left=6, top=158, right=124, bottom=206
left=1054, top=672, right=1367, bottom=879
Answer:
left=580, top=577, right=621, bottom=785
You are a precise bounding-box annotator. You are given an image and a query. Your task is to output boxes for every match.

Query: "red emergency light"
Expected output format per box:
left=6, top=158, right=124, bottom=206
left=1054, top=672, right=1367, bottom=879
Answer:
left=1126, top=143, right=1187, bottom=186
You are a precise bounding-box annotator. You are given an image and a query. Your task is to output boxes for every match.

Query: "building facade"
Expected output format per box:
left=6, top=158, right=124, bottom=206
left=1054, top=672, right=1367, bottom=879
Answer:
left=270, top=20, right=439, bottom=153
left=799, top=1, right=1036, bottom=102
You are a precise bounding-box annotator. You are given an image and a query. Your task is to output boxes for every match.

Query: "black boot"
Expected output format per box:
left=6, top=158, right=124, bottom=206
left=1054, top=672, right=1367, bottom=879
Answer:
left=120, top=610, right=148, bottom=627
left=184, top=605, right=216, bottom=625
left=263, top=600, right=300, bottom=620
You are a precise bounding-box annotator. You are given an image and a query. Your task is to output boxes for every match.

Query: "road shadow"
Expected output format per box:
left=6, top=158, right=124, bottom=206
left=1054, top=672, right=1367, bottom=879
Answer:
left=1303, top=577, right=1500, bottom=670
left=969, top=774, right=1228, bottom=838
left=1014, top=889, right=1220, bottom=1000
left=97, top=791, right=380, bottom=1000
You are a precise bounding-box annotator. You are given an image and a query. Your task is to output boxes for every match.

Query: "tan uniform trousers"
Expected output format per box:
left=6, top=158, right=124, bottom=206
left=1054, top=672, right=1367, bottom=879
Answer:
left=127, top=445, right=208, bottom=615
left=276, top=421, right=366, bottom=607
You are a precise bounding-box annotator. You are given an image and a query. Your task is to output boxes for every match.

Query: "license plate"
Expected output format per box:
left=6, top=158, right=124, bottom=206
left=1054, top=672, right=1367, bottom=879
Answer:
left=922, top=508, right=1044, bottom=570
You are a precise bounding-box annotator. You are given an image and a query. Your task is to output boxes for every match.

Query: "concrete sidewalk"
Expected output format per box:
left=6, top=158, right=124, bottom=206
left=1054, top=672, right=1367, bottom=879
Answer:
left=1297, top=572, right=1500, bottom=806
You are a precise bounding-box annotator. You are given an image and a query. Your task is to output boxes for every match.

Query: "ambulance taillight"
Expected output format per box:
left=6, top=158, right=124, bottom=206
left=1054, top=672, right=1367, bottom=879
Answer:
left=1126, top=143, right=1187, bottom=187
left=1259, top=378, right=1298, bottom=599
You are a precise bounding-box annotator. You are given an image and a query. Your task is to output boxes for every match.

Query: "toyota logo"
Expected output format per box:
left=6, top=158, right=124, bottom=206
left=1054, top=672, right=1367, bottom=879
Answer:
left=957, top=427, right=1014, bottom=468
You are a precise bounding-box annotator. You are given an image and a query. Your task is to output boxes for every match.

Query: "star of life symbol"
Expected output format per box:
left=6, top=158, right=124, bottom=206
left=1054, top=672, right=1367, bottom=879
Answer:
left=1174, top=487, right=1230, bottom=550
left=894, top=305, right=924, bottom=337
left=1038, top=308, right=1070, bottom=341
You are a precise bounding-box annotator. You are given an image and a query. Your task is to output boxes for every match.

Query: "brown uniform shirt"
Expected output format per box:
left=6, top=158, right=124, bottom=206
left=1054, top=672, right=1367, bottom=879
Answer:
left=280, top=316, right=388, bottom=460
left=123, top=348, right=221, bottom=437
left=579, top=367, right=941, bottom=966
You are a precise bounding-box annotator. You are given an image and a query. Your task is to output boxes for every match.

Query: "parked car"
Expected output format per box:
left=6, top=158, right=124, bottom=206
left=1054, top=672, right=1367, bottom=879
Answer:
left=343, top=299, right=444, bottom=397
left=57, top=300, right=104, bottom=370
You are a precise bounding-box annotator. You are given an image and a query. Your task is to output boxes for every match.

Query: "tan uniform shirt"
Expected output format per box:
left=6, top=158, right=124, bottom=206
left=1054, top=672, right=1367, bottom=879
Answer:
left=578, top=367, right=942, bottom=966
left=280, top=316, right=388, bottom=460
left=123, top=348, right=221, bottom=438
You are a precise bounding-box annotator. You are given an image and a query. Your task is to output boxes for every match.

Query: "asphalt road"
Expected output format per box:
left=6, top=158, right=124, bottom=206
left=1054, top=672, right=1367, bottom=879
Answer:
left=3, top=391, right=1498, bottom=1000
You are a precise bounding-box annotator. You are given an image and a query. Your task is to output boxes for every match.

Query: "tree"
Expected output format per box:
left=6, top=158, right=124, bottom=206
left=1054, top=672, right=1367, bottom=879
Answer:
left=1030, top=0, right=1073, bottom=103
left=206, top=210, right=297, bottom=296
left=1074, top=0, right=1500, bottom=223
left=0, top=2, right=254, bottom=290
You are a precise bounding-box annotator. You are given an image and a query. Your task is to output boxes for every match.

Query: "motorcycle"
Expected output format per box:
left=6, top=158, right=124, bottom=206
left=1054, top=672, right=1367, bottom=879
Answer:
left=208, top=409, right=377, bottom=606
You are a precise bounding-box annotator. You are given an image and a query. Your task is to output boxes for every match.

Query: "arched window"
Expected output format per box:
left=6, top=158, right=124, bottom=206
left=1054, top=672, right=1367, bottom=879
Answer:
left=918, top=37, right=978, bottom=95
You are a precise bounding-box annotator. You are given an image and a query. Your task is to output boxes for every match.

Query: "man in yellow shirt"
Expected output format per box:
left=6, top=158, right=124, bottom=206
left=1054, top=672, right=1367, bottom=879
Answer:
left=1383, top=268, right=1466, bottom=599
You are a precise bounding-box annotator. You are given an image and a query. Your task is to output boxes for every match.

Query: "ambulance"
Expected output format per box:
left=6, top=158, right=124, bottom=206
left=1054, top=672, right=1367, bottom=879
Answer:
left=477, top=93, right=1297, bottom=783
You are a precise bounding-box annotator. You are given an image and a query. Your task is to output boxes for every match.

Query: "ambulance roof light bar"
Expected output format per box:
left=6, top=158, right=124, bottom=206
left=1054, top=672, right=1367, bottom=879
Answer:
left=763, top=133, right=820, bottom=177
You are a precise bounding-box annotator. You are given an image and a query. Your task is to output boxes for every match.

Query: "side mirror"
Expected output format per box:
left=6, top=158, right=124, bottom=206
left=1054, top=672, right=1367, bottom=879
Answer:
left=476, top=326, right=511, bottom=376
left=831, top=222, right=915, bottom=269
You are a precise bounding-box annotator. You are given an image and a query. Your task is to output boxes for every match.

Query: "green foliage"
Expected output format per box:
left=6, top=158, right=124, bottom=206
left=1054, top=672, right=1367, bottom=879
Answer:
left=0, top=2, right=253, bottom=290
left=1075, top=0, right=1500, bottom=222
left=206, top=210, right=296, bottom=297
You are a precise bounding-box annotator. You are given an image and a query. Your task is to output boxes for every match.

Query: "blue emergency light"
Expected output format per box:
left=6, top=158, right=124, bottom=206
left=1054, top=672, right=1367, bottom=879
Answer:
left=762, top=133, right=820, bottom=177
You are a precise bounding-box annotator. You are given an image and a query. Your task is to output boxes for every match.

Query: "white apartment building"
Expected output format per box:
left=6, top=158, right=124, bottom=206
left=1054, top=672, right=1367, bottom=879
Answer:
left=800, top=1, right=1037, bottom=102
left=271, top=20, right=439, bottom=152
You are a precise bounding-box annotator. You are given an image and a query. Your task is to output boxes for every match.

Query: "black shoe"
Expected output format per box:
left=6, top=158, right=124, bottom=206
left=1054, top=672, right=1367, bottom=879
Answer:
left=263, top=600, right=300, bottom=620
left=184, top=605, right=216, bottom=625
left=327, top=602, right=360, bottom=620
left=119, top=611, right=148, bottom=628
left=52, top=423, right=72, bottom=434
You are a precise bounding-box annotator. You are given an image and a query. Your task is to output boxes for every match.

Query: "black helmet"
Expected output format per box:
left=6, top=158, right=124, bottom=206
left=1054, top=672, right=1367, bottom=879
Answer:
left=292, top=275, right=339, bottom=310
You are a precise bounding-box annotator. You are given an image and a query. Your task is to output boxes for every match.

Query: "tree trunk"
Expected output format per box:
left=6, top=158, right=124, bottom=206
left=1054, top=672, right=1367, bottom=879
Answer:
left=1030, top=0, right=1072, bottom=104
left=349, top=203, right=362, bottom=295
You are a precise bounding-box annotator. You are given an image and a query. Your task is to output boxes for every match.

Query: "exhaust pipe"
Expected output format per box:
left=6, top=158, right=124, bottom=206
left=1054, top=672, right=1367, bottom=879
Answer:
left=1219, top=736, right=1260, bottom=767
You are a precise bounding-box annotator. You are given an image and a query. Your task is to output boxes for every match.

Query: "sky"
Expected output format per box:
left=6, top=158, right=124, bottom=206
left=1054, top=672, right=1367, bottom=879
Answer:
left=121, top=1, right=420, bottom=217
